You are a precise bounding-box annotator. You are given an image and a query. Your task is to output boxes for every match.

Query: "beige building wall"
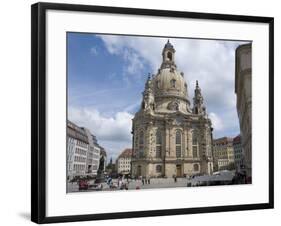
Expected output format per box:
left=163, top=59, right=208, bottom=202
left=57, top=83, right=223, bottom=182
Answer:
left=116, top=149, right=132, bottom=175
left=235, top=43, right=252, bottom=178
left=213, top=137, right=235, bottom=171
left=131, top=118, right=214, bottom=178
left=117, top=157, right=131, bottom=174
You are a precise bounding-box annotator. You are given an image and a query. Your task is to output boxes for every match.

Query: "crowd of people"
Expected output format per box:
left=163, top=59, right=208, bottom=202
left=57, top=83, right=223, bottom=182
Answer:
left=106, top=175, right=130, bottom=190
left=105, top=175, right=154, bottom=190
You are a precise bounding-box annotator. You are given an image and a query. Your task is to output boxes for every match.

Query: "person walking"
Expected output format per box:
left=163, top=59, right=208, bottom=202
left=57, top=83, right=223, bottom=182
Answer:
left=174, top=175, right=177, bottom=183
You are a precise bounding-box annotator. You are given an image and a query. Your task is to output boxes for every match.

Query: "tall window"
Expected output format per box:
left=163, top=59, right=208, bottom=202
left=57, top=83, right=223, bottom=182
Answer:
left=170, top=79, right=176, bottom=88
left=156, top=165, right=162, bottom=173
left=176, top=130, right=182, bottom=158
left=193, top=164, right=199, bottom=172
left=156, top=80, right=160, bottom=89
left=156, top=130, right=162, bottom=158
left=192, top=130, right=199, bottom=158
left=139, top=131, right=144, bottom=158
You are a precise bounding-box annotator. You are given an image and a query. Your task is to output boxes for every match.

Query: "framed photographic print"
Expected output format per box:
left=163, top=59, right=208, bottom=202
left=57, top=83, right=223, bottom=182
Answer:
left=31, top=2, right=274, bottom=224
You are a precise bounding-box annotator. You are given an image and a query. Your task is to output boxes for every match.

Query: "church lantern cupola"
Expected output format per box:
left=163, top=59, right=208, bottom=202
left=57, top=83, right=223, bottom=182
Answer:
left=161, top=40, right=176, bottom=69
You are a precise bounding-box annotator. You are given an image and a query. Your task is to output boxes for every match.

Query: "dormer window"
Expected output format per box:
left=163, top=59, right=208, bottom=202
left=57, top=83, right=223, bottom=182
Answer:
left=170, top=79, right=176, bottom=88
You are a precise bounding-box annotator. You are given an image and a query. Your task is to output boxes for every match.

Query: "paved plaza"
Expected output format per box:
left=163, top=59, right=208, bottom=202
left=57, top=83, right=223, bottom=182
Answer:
left=68, top=177, right=190, bottom=193
left=67, top=171, right=238, bottom=193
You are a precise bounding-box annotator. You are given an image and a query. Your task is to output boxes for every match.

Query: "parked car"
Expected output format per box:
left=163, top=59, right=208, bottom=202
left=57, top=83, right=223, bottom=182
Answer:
left=78, top=180, right=89, bottom=191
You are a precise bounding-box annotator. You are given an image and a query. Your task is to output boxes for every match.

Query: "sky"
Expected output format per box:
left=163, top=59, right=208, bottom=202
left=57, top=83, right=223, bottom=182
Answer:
left=67, top=33, right=248, bottom=161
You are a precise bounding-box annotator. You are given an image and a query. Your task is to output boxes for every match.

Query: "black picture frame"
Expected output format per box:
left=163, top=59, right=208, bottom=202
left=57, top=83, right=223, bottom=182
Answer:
left=31, top=2, right=274, bottom=224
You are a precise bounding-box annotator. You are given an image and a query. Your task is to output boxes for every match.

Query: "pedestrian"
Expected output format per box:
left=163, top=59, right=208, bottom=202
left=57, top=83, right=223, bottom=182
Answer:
left=148, top=176, right=150, bottom=184
left=118, top=177, right=123, bottom=188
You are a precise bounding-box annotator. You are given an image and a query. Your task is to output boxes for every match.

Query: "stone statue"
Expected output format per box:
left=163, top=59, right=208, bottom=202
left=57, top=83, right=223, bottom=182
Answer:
left=95, top=155, right=105, bottom=184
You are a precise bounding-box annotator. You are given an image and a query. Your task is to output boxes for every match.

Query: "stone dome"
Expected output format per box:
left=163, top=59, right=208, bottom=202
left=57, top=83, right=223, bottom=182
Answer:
left=153, top=68, right=188, bottom=100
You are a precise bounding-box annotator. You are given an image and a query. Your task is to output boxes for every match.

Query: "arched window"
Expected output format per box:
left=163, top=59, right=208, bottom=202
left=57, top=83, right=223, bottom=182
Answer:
left=193, top=164, right=199, bottom=172
left=192, top=130, right=199, bottom=158
left=156, top=165, right=162, bottom=173
left=176, top=130, right=182, bottom=158
left=167, top=51, right=173, bottom=61
left=156, top=130, right=162, bottom=158
left=156, top=80, right=160, bottom=89
left=170, top=79, right=176, bottom=88
left=139, top=131, right=144, bottom=158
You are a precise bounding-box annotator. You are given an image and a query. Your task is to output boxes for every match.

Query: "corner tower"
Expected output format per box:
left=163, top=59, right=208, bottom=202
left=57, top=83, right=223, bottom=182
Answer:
left=193, top=81, right=206, bottom=115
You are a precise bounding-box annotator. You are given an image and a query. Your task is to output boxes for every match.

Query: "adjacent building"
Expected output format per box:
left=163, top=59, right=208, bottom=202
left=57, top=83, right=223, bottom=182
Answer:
left=235, top=43, right=252, bottom=179
left=213, top=137, right=235, bottom=171
left=116, top=148, right=132, bottom=175
left=67, top=120, right=106, bottom=180
left=131, top=40, right=214, bottom=178
left=67, top=121, right=89, bottom=179
left=84, top=128, right=101, bottom=176
left=233, top=135, right=244, bottom=172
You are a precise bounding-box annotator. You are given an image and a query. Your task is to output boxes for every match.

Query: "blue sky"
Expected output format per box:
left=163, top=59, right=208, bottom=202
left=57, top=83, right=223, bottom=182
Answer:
left=67, top=33, right=248, bottom=160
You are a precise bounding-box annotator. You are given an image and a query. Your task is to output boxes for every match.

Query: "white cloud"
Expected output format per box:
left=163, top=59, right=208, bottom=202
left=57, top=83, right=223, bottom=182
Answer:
left=123, top=49, right=144, bottom=75
left=209, top=112, right=224, bottom=131
left=99, top=35, right=163, bottom=77
left=69, top=107, right=133, bottom=142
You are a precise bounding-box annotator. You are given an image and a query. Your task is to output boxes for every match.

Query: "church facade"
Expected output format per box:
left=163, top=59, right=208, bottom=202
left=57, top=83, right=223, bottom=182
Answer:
left=131, top=41, right=214, bottom=178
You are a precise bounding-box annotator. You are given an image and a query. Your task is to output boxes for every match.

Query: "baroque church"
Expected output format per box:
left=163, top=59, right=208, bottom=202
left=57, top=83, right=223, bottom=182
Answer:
left=131, top=40, right=214, bottom=178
